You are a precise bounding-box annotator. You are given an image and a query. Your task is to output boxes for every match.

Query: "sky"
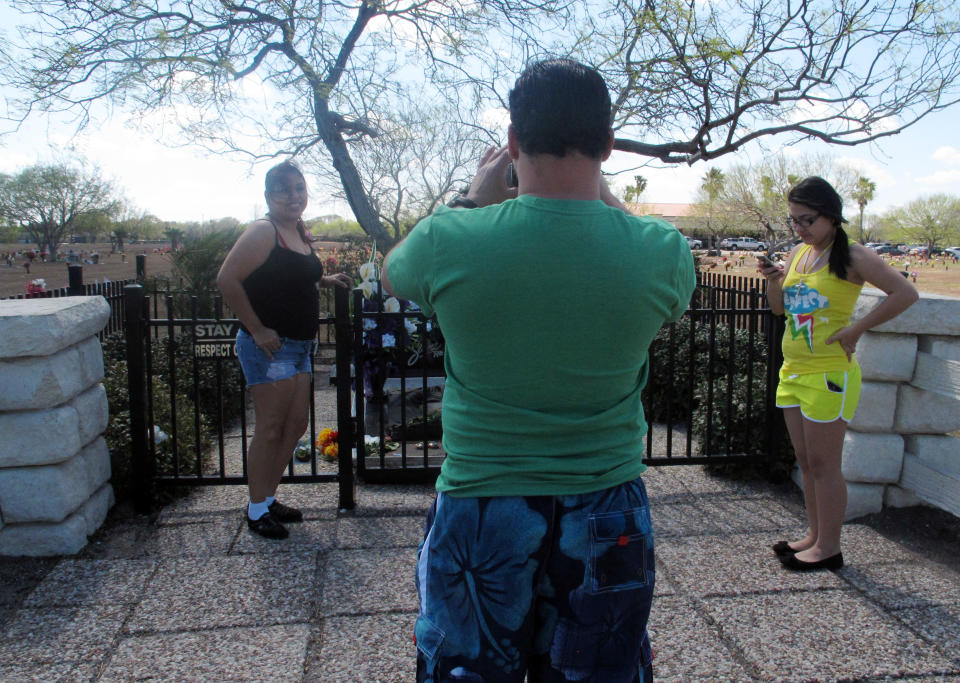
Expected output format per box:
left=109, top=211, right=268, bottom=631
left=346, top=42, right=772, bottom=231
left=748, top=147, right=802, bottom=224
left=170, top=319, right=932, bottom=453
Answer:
left=1, top=0, right=959, bottom=225
left=3, top=99, right=958, bottom=226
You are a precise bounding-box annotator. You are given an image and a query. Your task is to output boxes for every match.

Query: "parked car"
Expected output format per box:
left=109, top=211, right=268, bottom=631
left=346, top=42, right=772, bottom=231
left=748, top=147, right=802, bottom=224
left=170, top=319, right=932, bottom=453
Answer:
left=685, top=236, right=703, bottom=249
left=944, top=247, right=960, bottom=259
left=874, top=245, right=902, bottom=255
left=719, top=237, right=765, bottom=251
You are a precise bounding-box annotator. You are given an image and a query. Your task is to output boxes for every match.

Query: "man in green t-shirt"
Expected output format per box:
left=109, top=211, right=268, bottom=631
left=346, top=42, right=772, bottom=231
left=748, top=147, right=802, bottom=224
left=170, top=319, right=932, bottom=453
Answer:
left=384, top=59, right=696, bottom=682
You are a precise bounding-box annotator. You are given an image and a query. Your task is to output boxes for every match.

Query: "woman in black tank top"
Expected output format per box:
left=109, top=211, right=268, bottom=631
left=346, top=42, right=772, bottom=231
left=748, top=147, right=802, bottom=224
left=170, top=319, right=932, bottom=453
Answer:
left=217, top=161, right=352, bottom=539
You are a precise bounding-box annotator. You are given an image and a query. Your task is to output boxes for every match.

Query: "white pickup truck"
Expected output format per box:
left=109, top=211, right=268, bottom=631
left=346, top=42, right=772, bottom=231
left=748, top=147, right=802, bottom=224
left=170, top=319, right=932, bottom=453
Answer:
left=719, top=237, right=765, bottom=251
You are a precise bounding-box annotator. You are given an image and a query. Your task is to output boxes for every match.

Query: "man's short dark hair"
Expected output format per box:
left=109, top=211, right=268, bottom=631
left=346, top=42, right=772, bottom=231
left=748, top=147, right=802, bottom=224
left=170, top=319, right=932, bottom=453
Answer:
left=509, top=59, right=612, bottom=159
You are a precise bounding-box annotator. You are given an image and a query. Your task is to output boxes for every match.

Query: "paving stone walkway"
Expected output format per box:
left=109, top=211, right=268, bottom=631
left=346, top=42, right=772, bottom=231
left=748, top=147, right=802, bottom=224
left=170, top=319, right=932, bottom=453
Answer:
left=2, top=367, right=958, bottom=681
left=1, top=466, right=959, bottom=682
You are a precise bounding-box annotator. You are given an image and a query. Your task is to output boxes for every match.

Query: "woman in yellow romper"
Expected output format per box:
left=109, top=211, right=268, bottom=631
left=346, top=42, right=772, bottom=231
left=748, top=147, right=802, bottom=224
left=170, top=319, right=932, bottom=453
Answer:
left=759, top=177, right=918, bottom=571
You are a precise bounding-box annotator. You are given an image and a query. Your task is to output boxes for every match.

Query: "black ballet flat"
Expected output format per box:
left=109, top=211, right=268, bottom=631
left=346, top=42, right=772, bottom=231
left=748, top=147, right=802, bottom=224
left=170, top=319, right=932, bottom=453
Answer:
left=772, top=540, right=796, bottom=556
left=780, top=552, right=843, bottom=571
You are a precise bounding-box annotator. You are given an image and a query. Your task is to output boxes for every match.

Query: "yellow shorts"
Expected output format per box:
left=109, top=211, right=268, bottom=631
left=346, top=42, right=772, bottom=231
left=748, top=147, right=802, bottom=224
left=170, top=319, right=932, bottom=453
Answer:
left=776, top=366, right=862, bottom=423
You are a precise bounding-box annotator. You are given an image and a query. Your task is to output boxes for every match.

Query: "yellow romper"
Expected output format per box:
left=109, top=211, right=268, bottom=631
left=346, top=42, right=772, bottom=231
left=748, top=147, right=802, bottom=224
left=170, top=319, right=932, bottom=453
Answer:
left=775, top=244, right=864, bottom=422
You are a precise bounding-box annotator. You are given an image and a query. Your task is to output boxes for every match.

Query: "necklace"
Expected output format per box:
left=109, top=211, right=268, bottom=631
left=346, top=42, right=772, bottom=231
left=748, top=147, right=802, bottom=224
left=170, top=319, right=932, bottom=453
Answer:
left=800, top=243, right=831, bottom=274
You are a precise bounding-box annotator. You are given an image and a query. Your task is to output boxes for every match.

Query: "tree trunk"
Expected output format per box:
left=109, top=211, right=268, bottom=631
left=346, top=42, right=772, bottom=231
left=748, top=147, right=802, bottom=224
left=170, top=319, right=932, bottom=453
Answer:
left=314, top=98, right=394, bottom=249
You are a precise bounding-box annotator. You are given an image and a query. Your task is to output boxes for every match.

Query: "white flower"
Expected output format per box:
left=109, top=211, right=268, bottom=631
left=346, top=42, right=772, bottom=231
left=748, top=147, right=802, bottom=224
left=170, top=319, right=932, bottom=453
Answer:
left=32, top=278, right=46, bottom=288
left=383, top=297, right=400, bottom=313
left=404, top=318, right=418, bottom=335
left=382, top=333, right=396, bottom=348
left=407, top=301, right=421, bottom=311
left=358, top=280, right=376, bottom=299
left=363, top=318, right=377, bottom=330
left=359, top=262, right=377, bottom=282
left=153, top=425, right=169, bottom=443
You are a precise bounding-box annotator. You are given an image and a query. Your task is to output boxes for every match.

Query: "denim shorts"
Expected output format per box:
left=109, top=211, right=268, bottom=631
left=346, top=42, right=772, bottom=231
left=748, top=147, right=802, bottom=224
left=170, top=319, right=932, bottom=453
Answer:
left=235, top=330, right=314, bottom=386
left=414, top=477, right=655, bottom=682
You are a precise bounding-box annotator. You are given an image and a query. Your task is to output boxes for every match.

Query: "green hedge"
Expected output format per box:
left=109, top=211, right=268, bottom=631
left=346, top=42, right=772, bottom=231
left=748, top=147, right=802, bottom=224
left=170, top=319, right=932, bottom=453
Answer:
left=101, top=331, right=245, bottom=501
left=644, top=315, right=794, bottom=482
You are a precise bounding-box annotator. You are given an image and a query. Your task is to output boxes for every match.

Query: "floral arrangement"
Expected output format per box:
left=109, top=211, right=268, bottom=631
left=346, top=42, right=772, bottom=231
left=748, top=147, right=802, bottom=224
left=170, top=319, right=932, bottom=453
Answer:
left=317, top=428, right=339, bottom=461
left=26, top=278, right=46, bottom=296
left=292, top=427, right=339, bottom=462
left=355, top=249, right=444, bottom=398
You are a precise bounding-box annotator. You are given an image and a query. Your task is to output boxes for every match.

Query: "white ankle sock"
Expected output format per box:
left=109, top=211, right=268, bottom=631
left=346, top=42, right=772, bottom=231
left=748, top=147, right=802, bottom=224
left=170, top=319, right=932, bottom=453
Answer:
left=248, top=500, right=270, bottom=520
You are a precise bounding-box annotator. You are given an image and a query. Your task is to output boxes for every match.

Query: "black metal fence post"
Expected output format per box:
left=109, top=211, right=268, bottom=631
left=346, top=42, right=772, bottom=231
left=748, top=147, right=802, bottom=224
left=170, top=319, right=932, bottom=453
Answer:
left=125, top=284, right=153, bottom=513
left=135, top=253, right=146, bottom=281
left=334, top=286, right=356, bottom=510
left=68, top=264, right=84, bottom=296
left=765, top=313, right=787, bottom=454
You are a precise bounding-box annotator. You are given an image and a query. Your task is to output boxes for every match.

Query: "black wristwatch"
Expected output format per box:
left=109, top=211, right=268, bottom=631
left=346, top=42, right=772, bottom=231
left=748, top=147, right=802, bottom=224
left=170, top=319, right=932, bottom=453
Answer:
left=447, top=195, right=478, bottom=209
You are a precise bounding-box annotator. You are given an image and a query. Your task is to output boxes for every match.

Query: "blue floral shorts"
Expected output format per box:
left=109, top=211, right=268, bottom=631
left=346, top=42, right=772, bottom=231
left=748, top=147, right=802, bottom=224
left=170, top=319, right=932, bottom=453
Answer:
left=414, top=477, right=655, bottom=682
left=235, top=330, right=314, bottom=386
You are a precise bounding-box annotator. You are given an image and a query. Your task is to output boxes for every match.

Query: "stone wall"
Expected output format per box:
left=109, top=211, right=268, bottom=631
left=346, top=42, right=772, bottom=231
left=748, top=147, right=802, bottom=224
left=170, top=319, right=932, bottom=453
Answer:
left=0, top=297, right=113, bottom=556
left=809, top=289, right=960, bottom=519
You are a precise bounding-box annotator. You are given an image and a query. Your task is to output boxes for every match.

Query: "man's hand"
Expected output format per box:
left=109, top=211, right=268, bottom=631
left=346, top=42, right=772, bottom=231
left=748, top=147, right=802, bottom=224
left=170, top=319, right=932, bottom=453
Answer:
left=466, top=146, right=519, bottom=207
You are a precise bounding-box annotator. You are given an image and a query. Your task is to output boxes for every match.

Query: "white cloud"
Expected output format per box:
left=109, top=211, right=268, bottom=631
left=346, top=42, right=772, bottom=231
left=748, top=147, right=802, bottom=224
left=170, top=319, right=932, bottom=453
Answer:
left=480, top=107, right=510, bottom=132
left=834, top=156, right=896, bottom=188
left=605, top=152, right=705, bottom=203
left=916, top=169, right=960, bottom=187
left=931, top=146, right=960, bottom=165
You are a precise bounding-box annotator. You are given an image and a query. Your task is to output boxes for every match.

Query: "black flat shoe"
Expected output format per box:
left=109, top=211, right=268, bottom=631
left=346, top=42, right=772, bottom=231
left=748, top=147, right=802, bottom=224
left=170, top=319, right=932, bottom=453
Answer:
left=269, top=500, right=303, bottom=523
left=780, top=552, right=843, bottom=571
left=247, top=512, right=289, bottom=539
left=772, top=540, right=797, bottom=556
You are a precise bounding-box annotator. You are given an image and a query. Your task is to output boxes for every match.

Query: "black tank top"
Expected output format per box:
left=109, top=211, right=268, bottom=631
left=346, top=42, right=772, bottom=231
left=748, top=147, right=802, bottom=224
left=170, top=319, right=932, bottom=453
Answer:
left=241, top=221, right=324, bottom=340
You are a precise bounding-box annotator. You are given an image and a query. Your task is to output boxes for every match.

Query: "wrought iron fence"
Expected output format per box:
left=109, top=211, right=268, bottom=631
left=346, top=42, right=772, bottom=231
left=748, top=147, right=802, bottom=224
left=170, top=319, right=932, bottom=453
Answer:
left=341, top=282, right=786, bottom=482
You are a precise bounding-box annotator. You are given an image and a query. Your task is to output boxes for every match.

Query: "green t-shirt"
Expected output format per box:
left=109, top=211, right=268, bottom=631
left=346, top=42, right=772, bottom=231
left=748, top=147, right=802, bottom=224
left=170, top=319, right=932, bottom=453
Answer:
left=386, top=194, right=696, bottom=497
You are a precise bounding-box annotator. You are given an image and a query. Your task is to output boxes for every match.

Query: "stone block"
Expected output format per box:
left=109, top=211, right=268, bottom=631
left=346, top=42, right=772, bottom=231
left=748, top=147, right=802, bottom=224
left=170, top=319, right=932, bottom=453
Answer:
left=918, top=335, right=960, bottom=362
left=894, top=385, right=960, bottom=434
left=854, top=289, right=960, bottom=336
left=0, top=483, right=113, bottom=557
left=845, top=482, right=885, bottom=520
left=70, top=383, right=109, bottom=446
left=855, top=333, right=917, bottom=382
left=0, top=297, right=109, bottom=359
left=0, top=339, right=99, bottom=411
left=0, top=404, right=80, bottom=468
left=848, top=381, right=898, bottom=432
left=0, top=438, right=111, bottom=524
left=911, top=352, right=960, bottom=397
left=904, top=435, right=960, bottom=479
left=76, top=336, right=106, bottom=387
left=900, top=453, right=960, bottom=518
left=884, top=485, right=924, bottom=508
left=841, top=431, right=903, bottom=483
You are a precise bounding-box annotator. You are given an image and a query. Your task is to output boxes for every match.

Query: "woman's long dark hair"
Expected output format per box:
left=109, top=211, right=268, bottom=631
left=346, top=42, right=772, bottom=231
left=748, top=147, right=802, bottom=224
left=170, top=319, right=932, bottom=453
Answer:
left=788, top=176, right=851, bottom=280
left=264, top=160, right=312, bottom=244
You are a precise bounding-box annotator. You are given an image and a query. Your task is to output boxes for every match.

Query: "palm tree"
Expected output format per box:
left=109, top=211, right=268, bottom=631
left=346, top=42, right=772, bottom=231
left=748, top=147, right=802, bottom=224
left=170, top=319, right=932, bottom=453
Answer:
left=852, top=176, right=877, bottom=243
left=701, top=168, right=725, bottom=248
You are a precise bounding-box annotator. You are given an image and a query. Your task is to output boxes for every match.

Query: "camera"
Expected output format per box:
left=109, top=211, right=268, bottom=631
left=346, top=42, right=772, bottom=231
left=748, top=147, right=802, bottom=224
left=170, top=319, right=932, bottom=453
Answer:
left=505, top=162, right=518, bottom=188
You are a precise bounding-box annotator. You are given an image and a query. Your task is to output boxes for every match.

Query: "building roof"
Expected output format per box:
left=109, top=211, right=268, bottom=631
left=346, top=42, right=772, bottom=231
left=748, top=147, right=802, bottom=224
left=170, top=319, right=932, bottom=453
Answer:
left=626, top=202, right=696, bottom=219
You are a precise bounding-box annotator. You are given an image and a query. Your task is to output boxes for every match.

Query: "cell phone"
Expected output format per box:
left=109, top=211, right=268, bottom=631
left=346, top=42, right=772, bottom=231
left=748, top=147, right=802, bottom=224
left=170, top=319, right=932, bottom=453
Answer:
left=758, top=253, right=779, bottom=267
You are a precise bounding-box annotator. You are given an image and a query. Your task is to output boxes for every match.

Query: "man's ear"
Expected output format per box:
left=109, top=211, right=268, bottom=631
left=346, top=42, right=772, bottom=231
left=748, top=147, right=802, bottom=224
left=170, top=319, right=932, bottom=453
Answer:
left=507, top=125, right=520, bottom=160
left=600, top=130, right=615, bottom=162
